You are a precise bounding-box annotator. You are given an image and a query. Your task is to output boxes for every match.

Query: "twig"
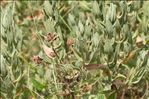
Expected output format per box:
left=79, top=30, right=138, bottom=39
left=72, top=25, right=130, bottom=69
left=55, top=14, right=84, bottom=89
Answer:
left=84, top=63, right=107, bottom=70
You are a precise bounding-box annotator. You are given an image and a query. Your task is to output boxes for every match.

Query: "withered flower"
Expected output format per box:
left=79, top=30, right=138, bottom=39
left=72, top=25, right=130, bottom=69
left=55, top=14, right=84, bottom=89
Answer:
left=64, top=70, right=80, bottom=83
left=82, top=83, right=92, bottom=92
left=45, top=33, right=56, bottom=42
left=34, top=10, right=44, bottom=20
left=32, top=55, right=42, bottom=64
left=67, top=38, right=74, bottom=47
left=59, top=89, right=71, bottom=96
left=42, top=44, right=56, bottom=58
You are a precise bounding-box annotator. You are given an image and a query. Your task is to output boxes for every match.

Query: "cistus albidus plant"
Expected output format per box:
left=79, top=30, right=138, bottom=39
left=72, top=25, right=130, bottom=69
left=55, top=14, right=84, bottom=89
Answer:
left=1, top=1, right=149, bottom=99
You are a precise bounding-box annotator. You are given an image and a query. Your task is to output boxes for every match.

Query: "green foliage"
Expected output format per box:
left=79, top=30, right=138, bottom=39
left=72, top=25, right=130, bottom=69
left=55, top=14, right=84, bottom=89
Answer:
left=1, top=1, right=149, bottom=99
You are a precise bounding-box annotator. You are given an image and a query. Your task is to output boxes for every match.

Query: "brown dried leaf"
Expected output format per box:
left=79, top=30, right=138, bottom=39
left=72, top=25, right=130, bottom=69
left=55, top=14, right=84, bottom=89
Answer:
left=42, top=44, right=56, bottom=58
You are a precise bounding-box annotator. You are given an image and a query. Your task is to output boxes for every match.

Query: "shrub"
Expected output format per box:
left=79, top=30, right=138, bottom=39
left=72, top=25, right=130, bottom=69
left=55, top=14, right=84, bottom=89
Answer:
left=1, top=1, right=149, bottom=99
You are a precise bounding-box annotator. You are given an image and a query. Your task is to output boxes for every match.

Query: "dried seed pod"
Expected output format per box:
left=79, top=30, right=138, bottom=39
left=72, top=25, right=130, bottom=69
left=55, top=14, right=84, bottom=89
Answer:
left=32, top=55, right=42, bottom=64
left=42, top=44, right=56, bottom=58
